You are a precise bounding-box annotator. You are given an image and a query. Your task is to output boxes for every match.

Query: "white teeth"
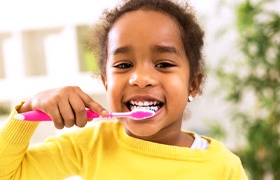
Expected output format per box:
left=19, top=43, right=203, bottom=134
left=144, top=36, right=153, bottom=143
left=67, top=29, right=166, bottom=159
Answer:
left=149, top=101, right=156, bottom=105
left=129, top=100, right=159, bottom=106
left=129, top=100, right=161, bottom=112
left=143, top=101, right=149, bottom=106
left=131, top=106, right=158, bottom=112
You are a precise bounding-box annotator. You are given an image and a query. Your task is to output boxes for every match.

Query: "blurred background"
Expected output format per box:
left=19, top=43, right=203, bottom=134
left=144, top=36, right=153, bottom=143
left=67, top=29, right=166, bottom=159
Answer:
left=0, top=0, right=279, bottom=179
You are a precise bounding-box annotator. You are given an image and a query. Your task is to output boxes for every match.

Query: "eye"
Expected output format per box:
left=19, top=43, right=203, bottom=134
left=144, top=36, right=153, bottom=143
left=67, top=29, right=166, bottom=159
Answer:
left=113, top=62, right=133, bottom=69
left=155, top=62, right=175, bottom=68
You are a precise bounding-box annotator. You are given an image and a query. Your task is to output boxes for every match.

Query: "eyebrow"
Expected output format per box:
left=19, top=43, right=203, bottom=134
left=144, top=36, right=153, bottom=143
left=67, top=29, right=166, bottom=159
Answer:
left=110, top=46, right=132, bottom=55
left=153, top=45, right=181, bottom=56
left=110, top=45, right=181, bottom=56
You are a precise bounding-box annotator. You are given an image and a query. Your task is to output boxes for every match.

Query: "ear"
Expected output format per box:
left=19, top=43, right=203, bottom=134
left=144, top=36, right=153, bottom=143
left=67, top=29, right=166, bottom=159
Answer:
left=189, top=72, right=204, bottom=98
left=101, top=75, right=108, bottom=91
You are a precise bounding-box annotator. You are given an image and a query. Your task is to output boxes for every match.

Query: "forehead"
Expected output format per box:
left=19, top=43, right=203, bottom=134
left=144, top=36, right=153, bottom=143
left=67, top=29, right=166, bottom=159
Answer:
left=117, top=9, right=177, bottom=24
left=108, top=9, right=183, bottom=52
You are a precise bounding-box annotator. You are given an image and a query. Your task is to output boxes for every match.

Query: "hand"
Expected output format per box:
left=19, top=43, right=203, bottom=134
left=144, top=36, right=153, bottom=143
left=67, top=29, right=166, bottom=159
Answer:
left=18, top=86, right=108, bottom=129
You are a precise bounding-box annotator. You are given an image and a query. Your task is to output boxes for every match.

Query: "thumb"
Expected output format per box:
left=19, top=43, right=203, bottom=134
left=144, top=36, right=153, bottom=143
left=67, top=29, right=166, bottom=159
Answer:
left=17, top=100, right=32, bottom=113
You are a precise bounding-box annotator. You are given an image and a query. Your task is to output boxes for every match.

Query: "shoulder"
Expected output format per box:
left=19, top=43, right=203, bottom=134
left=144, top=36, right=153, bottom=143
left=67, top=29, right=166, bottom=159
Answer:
left=182, top=131, right=243, bottom=163
left=202, top=136, right=248, bottom=179
left=203, top=136, right=240, bottom=162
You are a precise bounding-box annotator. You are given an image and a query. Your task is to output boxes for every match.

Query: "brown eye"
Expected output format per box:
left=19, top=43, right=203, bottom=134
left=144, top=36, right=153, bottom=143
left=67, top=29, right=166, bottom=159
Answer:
left=155, top=62, right=175, bottom=68
left=113, top=63, right=133, bottom=69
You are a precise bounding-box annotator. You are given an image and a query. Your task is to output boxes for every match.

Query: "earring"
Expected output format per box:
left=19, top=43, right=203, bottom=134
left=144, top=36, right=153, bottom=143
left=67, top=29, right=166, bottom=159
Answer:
left=183, top=96, right=193, bottom=120
left=183, top=107, right=192, bottom=120
left=188, top=95, right=193, bottom=102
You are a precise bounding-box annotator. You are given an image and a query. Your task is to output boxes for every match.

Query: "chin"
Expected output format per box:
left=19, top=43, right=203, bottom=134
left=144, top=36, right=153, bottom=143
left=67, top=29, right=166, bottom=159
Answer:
left=123, top=123, right=161, bottom=139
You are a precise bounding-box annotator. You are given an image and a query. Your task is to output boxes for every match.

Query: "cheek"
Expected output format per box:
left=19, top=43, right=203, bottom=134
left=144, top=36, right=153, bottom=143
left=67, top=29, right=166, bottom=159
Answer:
left=170, top=73, right=190, bottom=94
left=104, top=74, right=115, bottom=106
left=106, top=89, right=119, bottom=112
left=105, top=71, right=118, bottom=90
left=166, top=73, right=190, bottom=106
left=105, top=74, right=124, bottom=111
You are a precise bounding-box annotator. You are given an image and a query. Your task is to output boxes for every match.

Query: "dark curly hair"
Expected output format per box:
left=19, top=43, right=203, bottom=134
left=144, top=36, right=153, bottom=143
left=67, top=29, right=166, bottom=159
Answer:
left=91, top=0, right=206, bottom=93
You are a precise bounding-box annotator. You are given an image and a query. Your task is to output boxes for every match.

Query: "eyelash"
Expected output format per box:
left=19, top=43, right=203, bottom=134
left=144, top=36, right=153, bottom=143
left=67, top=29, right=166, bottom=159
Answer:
left=155, top=62, right=175, bottom=68
left=113, top=63, right=133, bottom=69
left=113, top=62, right=175, bottom=69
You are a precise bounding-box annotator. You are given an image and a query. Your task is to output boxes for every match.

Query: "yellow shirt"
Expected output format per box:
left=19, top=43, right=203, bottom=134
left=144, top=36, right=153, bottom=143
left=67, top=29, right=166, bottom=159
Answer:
left=0, top=107, right=248, bottom=180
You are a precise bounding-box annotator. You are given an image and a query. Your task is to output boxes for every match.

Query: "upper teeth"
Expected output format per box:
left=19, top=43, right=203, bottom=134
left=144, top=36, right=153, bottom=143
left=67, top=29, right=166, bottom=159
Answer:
left=130, top=100, right=159, bottom=106
left=129, top=100, right=161, bottom=112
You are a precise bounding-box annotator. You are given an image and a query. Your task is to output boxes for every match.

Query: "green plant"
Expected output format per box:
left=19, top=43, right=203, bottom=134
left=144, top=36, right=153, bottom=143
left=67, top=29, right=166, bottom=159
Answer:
left=0, top=104, right=10, bottom=116
left=213, top=0, right=280, bottom=179
left=84, top=50, right=99, bottom=73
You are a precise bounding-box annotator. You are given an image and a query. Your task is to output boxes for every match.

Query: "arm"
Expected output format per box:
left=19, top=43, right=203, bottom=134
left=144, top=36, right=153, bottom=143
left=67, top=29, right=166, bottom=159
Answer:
left=18, top=86, right=108, bottom=129
left=0, top=102, right=39, bottom=179
left=0, top=86, right=108, bottom=179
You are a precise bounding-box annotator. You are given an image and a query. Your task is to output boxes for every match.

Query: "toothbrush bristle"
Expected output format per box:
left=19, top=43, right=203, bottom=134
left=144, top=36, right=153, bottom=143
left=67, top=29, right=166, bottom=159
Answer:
left=131, top=109, right=155, bottom=120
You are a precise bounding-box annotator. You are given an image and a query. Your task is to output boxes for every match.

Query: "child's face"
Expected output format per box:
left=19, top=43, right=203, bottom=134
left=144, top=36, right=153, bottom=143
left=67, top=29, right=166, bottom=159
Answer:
left=102, top=10, right=192, bottom=140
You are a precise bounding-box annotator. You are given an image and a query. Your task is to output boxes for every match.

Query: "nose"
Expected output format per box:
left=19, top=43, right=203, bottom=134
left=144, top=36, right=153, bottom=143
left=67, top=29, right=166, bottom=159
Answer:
left=129, top=66, right=157, bottom=88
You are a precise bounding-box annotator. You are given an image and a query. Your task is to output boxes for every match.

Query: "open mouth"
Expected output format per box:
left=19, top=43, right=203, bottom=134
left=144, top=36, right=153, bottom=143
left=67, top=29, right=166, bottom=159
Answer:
left=126, top=100, right=163, bottom=112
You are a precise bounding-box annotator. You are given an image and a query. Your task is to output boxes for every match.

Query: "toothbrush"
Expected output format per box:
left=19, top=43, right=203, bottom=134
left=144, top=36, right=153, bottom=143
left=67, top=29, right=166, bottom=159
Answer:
left=14, top=109, right=155, bottom=121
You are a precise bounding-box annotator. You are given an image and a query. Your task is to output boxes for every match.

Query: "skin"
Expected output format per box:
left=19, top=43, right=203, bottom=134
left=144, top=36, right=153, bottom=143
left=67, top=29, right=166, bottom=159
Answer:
left=19, top=9, right=201, bottom=147
left=102, top=10, right=198, bottom=147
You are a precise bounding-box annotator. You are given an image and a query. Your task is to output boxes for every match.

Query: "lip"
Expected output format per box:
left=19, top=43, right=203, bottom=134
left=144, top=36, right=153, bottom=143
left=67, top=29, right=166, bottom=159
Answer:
left=123, top=94, right=164, bottom=113
left=124, top=95, right=163, bottom=104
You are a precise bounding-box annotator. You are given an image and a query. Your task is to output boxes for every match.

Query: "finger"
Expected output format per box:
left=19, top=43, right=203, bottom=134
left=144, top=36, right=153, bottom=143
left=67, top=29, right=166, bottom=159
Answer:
left=17, top=99, right=32, bottom=113
left=68, top=96, right=87, bottom=128
left=49, top=86, right=82, bottom=128
left=45, top=105, right=65, bottom=129
left=77, top=91, right=109, bottom=118
left=50, top=107, right=65, bottom=129
left=33, top=97, right=65, bottom=129
left=58, top=99, right=76, bottom=128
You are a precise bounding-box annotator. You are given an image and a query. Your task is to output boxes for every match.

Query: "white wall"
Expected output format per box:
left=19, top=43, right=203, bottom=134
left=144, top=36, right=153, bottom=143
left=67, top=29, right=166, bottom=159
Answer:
left=0, top=1, right=117, bottom=107
left=0, top=2, right=252, bottom=180
left=0, top=0, right=239, bottom=148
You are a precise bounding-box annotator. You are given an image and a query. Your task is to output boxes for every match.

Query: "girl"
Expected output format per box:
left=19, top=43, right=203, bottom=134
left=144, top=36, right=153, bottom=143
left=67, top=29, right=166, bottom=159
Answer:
left=0, top=0, right=248, bottom=179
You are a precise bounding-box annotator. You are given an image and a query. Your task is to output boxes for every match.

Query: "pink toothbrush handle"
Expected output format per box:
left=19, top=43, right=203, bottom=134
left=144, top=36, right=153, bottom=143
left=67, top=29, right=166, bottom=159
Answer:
left=14, top=109, right=155, bottom=121
left=15, top=109, right=100, bottom=121
left=86, top=110, right=100, bottom=119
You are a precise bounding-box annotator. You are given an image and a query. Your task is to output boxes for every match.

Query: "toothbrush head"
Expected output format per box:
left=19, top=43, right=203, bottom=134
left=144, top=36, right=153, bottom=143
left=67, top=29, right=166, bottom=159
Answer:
left=129, top=109, right=156, bottom=120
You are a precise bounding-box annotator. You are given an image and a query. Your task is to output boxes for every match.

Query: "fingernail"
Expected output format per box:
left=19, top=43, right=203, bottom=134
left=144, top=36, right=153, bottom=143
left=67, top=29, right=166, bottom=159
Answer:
left=101, top=110, right=109, bottom=118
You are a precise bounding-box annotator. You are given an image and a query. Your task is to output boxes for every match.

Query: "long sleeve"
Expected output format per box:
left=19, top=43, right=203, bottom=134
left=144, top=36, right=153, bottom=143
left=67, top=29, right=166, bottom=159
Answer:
left=0, top=104, right=85, bottom=180
left=0, top=104, right=39, bottom=179
left=1, top=107, right=248, bottom=179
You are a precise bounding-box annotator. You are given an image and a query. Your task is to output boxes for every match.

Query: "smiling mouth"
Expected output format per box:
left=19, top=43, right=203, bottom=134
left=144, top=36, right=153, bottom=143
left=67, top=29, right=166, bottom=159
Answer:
left=126, top=100, right=163, bottom=112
